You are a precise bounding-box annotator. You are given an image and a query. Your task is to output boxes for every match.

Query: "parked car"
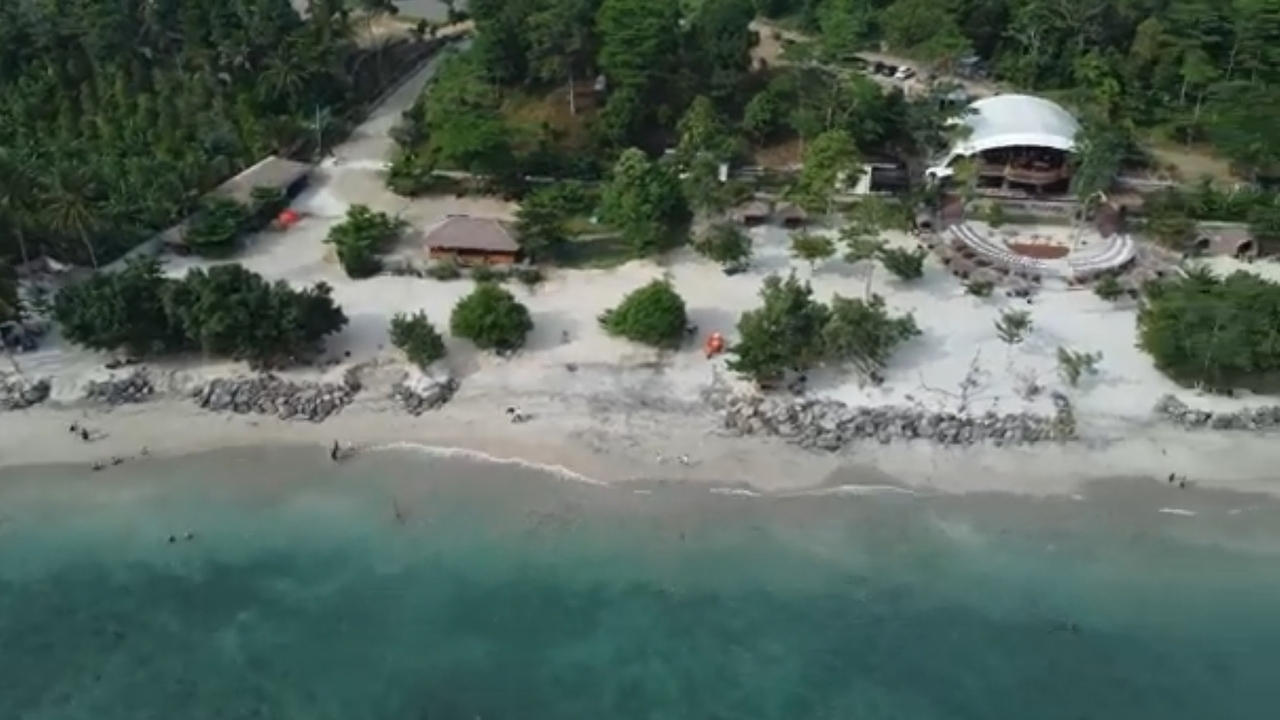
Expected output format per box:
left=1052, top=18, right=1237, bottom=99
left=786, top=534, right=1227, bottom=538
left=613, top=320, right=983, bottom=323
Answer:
left=893, top=66, right=916, bottom=81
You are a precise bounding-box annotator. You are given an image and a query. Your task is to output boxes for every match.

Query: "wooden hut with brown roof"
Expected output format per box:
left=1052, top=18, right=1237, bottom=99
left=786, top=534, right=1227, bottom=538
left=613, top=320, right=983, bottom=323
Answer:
left=774, top=202, right=808, bottom=228
left=423, top=215, right=521, bottom=265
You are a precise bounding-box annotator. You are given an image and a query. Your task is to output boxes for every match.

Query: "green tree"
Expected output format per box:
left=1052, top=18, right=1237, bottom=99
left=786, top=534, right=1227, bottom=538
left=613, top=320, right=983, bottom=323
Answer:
left=390, top=311, right=448, bottom=368
left=1137, top=270, right=1280, bottom=390
left=821, top=293, right=921, bottom=379
left=598, top=278, right=689, bottom=348
left=163, top=264, right=347, bottom=368
left=790, top=230, right=836, bottom=270
left=598, top=148, right=690, bottom=256
left=676, top=96, right=734, bottom=165
left=791, top=129, right=859, bottom=215
left=596, top=0, right=682, bottom=140
left=54, top=259, right=346, bottom=366
left=53, top=257, right=186, bottom=356
left=694, top=222, right=753, bottom=271
left=184, top=197, right=252, bottom=258
left=742, top=90, right=785, bottom=143
left=818, top=0, right=870, bottom=61
left=325, top=205, right=406, bottom=278
left=515, top=185, right=574, bottom=261
left=727, top=273, right=830, bottom=383
left=450, top=282, right=534, bottom=351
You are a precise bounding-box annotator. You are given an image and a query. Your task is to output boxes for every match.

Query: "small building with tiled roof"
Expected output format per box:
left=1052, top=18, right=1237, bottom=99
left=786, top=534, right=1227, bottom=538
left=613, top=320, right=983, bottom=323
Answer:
left=423, top=215, right=521, bottom=265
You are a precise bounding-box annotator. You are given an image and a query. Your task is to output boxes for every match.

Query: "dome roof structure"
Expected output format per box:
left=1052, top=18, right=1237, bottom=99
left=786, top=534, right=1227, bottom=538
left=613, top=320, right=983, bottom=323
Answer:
left=952, top=94, right=1081, bottom=155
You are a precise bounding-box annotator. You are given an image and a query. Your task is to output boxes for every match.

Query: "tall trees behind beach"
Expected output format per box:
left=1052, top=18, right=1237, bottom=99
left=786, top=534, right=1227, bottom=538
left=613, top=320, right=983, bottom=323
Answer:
left=0, top=0, right=369, bottom=266
left=767, top=0, right=1280, bottom=180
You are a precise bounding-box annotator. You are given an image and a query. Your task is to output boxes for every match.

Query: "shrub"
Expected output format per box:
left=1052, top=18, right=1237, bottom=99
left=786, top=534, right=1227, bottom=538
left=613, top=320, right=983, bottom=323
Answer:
left=599, top=279, right=689, bottom=348
left=994, top=308, right=1033, bottom=345
left=1093, top=273, right=1124, bottom=301
left=877, top=246, right=928, bottom=280
left=965, top=278, right=995, bottom=297
left=513, top=266, right=545, bottom=288
left=389, top=311, right=447, bottom=368
left=694, top=222, right=753, bottom=271
left=426, top=260, right=462, bottom=280
left=450, top=282, right=533, bottom=351
left=471, top=264, right=507, bottom=283
left=184, top=197, right=252, bottom=257
left=985, top=203, right=1006, bottom=227
left=325, top=205, right=406, bottom=279
left=789, top=230, right=836, bottom=270
left=1057, top=346, right=1102, bottom=387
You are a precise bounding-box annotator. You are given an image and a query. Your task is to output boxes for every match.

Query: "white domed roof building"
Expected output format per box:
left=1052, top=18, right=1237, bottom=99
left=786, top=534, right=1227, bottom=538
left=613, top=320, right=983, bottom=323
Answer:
left=926, top=94, right=1081, bottom=193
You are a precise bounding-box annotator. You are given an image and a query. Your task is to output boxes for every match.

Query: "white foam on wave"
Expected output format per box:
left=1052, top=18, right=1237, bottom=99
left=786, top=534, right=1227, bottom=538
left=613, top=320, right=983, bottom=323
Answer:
left=786, top=483, right=924, bottom=498
left=709, top=487, right=761, bottom=498
left=363, top=442, right=609, bottom=487
left=1158, top=507, right=1198, bottom=517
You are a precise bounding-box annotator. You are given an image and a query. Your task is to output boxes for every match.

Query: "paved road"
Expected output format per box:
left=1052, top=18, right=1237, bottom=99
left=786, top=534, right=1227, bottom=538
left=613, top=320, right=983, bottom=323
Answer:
left=749, top=20, right=1000, bottom=100
left=333, top=40, right=469, bottom=164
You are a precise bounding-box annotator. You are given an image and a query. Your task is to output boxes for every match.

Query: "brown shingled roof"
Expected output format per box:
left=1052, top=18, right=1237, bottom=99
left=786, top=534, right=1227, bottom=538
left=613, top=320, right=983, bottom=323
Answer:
left=423, top=216, right=521, bottom=253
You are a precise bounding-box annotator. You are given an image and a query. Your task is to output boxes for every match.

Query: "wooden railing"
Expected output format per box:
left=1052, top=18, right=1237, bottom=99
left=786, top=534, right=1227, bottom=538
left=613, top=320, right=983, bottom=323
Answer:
left=1004, top=165, right=1069, bottom=185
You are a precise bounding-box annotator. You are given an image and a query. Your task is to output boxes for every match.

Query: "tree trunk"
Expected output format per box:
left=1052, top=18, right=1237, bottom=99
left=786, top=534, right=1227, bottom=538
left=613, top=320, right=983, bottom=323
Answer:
left=80, top=229, right=99, bottom=269
left=4, top=345, right=21, bottom=377
left=15, top=226, right=30, bottom=267
left=568, top=73, right=577, bottom=116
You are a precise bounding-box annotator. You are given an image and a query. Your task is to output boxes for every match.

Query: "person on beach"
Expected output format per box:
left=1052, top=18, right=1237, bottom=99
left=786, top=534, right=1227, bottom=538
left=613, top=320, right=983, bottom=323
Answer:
left=330, top=440, right=341, bottom=462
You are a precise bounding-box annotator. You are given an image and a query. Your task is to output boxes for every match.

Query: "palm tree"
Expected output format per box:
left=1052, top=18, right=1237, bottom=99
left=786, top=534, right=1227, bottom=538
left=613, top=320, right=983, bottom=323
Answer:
left=0, top=152, right=35, bottom=266
left=44, top=171, right=102, bottom=269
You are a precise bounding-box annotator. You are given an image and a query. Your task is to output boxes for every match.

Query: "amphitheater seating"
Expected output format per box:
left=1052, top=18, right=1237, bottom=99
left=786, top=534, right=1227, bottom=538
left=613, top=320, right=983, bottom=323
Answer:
left=948, top=223, right=1049, bottom=274
left=1067, top=234, right=1136, bottom=275
left=948, top=221, right=1136, bottom=279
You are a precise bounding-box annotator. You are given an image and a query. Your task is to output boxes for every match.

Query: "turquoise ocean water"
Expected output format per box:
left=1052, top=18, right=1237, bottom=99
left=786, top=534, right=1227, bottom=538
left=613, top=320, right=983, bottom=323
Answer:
left=2, top=446, right=1279, bottom=719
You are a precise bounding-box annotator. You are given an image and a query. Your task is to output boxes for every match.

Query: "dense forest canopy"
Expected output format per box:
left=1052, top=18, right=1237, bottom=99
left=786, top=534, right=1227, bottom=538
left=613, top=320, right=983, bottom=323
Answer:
left=764, top=0, right=1280, bottom=179
left=0, top=0, right=397, bottom=266
left=389, top=0, right=948, bottom=193
left=395, top=0, right=1280, bottom=197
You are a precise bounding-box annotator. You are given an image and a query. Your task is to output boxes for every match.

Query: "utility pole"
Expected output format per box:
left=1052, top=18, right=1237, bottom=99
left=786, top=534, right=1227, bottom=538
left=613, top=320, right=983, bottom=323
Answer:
left=314, top=105, right=324, bottom=160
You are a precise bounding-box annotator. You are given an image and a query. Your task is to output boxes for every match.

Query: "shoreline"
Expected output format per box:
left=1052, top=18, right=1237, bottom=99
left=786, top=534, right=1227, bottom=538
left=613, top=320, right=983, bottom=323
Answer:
left=4, top=371, right=1280, bottom=501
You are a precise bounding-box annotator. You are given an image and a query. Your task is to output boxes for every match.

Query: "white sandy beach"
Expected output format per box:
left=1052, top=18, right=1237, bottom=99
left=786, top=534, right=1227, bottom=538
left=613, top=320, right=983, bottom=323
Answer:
left=4, top=50, right=1280, bottom=498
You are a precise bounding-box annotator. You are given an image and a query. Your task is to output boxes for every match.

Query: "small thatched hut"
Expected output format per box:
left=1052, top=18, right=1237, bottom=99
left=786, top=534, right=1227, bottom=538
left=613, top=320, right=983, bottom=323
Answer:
left=774, top=202, right=808, bottom=228
left=733, top=200, right=772, bottom=226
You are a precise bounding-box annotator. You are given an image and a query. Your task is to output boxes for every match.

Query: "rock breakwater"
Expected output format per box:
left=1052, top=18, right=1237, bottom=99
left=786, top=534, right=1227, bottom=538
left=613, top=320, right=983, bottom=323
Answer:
left=0, top=376, right=51, bottom=411
left=392, top=375, right=459, bottom=415
left=723, top=393, right=1077, bottom=450
left=190, top=372, right=361, bottom=422
left=83, top=369, right=155, bottom=405
left=1155, top=394, right=1280, bottom=431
